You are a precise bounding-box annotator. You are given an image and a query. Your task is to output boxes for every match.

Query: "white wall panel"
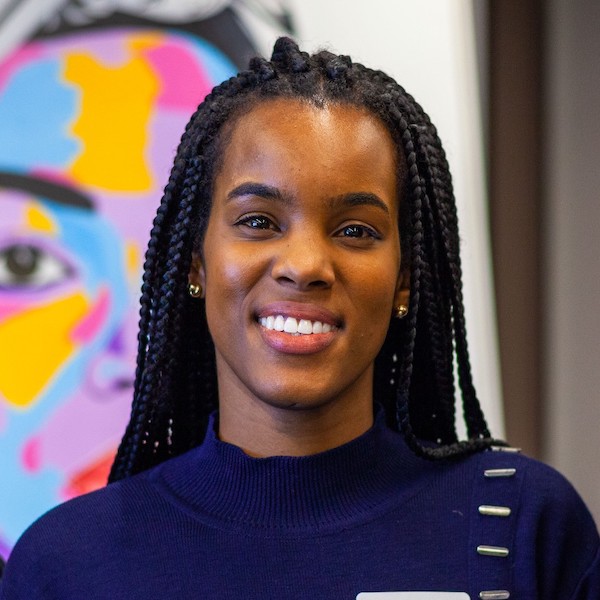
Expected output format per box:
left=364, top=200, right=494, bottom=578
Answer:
left=286, top=0, right=504, bottom=437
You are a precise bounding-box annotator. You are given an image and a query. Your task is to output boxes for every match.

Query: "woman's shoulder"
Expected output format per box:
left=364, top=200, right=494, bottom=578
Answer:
left=456, top=444, right=599, bottom=539
left=471, top=445, right=595, bottom=512
left=463, top=446, right=599, bottom=598
left=7, top=475, right=141, bottom=549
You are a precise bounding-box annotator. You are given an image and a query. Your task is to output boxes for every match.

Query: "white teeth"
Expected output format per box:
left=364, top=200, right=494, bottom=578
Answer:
left=283, top=317, right=298, bottom=333
left=259, top=314, right=335, bottom=335
left=297, top=319, right=312, bottom=334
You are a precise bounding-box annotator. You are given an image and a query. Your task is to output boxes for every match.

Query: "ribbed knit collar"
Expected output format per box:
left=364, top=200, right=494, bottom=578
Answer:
left=152, top=407, right=438, bottom=534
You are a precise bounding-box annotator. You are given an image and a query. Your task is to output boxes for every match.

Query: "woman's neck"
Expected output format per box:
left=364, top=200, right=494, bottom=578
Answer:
left=217, top=392, right=374, bottom=458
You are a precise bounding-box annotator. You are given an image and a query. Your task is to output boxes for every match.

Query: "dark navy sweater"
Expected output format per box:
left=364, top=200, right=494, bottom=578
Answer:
left=1, top=412, right=599, bottom=599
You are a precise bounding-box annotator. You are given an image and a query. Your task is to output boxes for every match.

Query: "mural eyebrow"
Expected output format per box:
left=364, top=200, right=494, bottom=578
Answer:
left=0, top=172, right=94, bottom=210
left=226, top=182, right=288, bottom=204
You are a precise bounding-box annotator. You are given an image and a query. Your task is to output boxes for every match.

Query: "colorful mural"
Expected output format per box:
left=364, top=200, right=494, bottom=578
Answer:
left=0, top=28, right=237, bottom=558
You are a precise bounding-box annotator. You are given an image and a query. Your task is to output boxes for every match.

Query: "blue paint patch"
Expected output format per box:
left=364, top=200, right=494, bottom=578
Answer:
left=53, top=203, right=128, bottom=305
left=0, top=58, right=81, bottom=171
left=0, top=459, right=61, bottom=543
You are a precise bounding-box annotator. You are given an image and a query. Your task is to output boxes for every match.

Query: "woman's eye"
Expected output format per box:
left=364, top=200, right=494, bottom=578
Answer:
left=339, top=224, right=380, bottom=239
left=235, top=215, right=277, bottom=231
left=0, top=243, right=74, bottom=290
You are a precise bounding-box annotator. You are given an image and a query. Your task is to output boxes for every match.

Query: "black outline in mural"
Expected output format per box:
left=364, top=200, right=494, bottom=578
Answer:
left=0, top=172, right=93, bottom=210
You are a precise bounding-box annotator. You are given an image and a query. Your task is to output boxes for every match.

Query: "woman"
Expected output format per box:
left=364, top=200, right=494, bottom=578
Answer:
left=1, top=37, right=598, bottom=600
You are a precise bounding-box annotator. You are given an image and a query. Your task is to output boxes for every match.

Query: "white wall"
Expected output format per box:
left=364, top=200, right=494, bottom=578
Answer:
left=545, top=0, right=600, bottom=523
left=284, top=0, right=504, bottom=437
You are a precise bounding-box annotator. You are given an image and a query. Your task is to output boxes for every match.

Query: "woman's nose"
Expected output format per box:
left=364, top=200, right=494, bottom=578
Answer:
left=269, top=230, right=335, bottom=291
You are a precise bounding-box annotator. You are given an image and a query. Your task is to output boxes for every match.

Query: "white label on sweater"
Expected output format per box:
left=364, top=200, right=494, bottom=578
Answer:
left=357, top=594, right=470, bottom=600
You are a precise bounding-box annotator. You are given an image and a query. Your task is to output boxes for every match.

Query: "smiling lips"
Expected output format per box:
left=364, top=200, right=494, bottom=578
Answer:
left=259, top=315, right=334, bottom=335
left=256, top=304, right=339, bottom=354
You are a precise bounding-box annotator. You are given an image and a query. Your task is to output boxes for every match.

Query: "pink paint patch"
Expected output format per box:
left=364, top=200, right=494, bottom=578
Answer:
left=71, top=287, right=110, bottom=344
left=0, top=44, right=43, bottom=92
left=29, top=168, right=79, bottom=188
left=0, top=301, right=28, bottom=323
left=21, top=436, right=41, bottom=472
left=143, top=42, right=212, bottom=109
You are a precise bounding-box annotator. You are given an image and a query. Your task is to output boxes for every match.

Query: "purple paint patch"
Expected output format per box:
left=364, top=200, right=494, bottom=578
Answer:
left=27, top=381, right=131, bottom=474
left=0, top=533, right=11, bottom=562
left=107, top=327, right=124, bottom=353
left=51, top=30, right=131, bottom=66
left=148, top=109, right=193, bottom=185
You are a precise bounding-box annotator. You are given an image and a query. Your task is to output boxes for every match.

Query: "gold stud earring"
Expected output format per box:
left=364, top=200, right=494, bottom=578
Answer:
left=188, top=283, right=202, bottom=298
left=395, top=304, right=408, bottom=319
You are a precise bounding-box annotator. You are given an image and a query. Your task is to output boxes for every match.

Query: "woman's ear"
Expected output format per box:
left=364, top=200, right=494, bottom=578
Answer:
left=188, top=252, right=206, bottom=295
left=394, top=266, right=411, bottom=312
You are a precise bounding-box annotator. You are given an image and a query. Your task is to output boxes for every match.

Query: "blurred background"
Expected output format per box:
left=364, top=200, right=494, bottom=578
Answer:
left=0, top=0, right=598, bottom=559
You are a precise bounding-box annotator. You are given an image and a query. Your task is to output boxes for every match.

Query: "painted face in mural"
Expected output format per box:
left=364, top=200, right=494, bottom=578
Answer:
left=0, top=29, right=235, bottom=556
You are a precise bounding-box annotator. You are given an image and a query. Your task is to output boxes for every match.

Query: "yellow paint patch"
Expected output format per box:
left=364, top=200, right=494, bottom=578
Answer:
left=0, top=293, right=88, bottom=408
left=25, top=202, right=57, bottom=234
left=130, top=33, right=163, bottom=53
left=64, top=35, right=160, bottom=192
left=125, top=241, right=140, bottom=278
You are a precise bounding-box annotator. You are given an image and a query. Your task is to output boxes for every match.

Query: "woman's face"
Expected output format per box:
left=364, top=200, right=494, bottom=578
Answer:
left=192, top=99, right=408, bottom=419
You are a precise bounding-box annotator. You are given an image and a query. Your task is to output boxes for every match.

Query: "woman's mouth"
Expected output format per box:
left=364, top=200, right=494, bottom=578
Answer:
left=255, top=305, right=339, bottom=354
left=258, top=315, right=334, bottom=335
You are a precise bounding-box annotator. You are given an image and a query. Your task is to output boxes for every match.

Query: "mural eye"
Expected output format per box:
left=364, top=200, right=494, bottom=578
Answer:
left=0, top=243, right=73, bottom=290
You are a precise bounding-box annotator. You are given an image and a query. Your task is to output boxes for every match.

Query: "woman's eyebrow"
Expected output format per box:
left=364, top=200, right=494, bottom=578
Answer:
left=226, top=183, right=389, bottom=215
left=328, top=192, right=390, bottom=214
left=226, top=182, right=286, bottom=203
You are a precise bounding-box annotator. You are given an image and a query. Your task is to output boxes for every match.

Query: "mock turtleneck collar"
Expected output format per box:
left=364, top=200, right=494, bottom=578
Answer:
left=151, top=407, right=439, bottom=534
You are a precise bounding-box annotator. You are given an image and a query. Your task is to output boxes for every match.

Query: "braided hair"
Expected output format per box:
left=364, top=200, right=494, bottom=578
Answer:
left=109, top=37, right=503, bottom=482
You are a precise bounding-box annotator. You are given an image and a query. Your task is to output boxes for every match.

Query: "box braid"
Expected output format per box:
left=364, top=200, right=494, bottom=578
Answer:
left=109, top=37, right=504, bottom=483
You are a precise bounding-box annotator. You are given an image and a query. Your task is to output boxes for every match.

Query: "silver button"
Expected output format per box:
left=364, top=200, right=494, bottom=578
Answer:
left=478, top=505, right=511, bottom=517
left=477, top=545, right=510, bottom=557
left=483, top=468, right=516, bottom=478
left=479, top=591, right=510, bottom=599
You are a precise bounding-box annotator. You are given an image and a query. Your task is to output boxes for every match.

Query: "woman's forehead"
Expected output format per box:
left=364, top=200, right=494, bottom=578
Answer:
left=217, top=99, right=399, bottom=194
left=215, top=99, right=397, bottom=210
left=226, top=97, right=391, bottom=138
